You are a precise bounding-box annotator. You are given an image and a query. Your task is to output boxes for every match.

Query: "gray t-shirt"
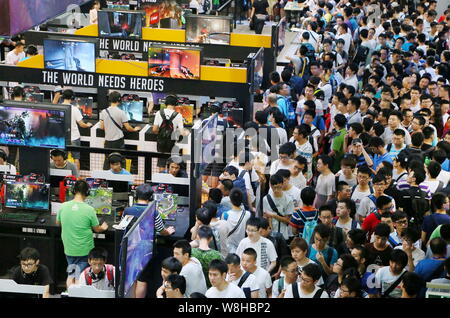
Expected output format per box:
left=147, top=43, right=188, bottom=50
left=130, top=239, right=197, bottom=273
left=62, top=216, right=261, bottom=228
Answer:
left=50, top=161, right=79, bottom=178
left=99, top=106, right=128, bottom=141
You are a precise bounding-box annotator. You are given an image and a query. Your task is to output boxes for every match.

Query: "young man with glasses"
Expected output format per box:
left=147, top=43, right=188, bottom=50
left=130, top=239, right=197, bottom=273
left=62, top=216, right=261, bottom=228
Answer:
left=235, top=218, right=278, bottom=273
left=10, top=247, right=52, bottom=298
left=284, top=263, right=329, bottom=298
left=351, top=165, right=374, bottom=212
left=319, top=205, right=347, bottom=257
left=163, top=274, right=186, bottom=298
left=272, top=256, right=299, bottom=298
left=389, top=211, right=409, bottom=248
left=290, top=125, right=313, bottom=180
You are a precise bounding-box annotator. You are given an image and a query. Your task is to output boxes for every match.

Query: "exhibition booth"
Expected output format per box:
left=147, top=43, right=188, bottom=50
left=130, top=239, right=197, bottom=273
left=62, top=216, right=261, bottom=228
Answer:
left=0, top=1, right=287, bottom=298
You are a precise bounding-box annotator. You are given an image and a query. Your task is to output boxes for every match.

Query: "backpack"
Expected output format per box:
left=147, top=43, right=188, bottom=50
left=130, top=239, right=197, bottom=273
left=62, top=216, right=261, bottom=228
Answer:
left=203, top=0, right=211, bottom=12
left=303, top=43, right=316, bottom=63
left=277, top=96, right=296, bottom=128
left=409, top=189, right=430, bottom=227
left=83, top=265, right=114, bottom=287
left=353, top=44, right=370, bottom=65
left=309, top=128, right=318, bottom=154
left=332, top=217, right=358, bottom=230
left=291, top=282, right=324, bottom=298
left=156, top=110, right=179, bottom=153
left=298, top=56, right=310, bottom=78
left=351, top=184, right=374, bottom=197
left=238, top=169, right=259, bottom=196
left=297, top=209, right=319, bottom=243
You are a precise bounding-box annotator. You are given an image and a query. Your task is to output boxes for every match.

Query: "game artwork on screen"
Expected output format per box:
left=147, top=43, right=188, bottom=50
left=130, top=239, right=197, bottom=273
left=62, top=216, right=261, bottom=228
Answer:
left=5, top=182, right=50, bottom=210
left=148, top=47, right=200, bottom=79
left=185, top=15, right=231, bottom=45
left=140, top=0, right=185, bottom=28
left=44, top=40, right=96, bottom=73
left=98, top=11, right=143, bottom=39
left=0, top=106, right=66, bottom=149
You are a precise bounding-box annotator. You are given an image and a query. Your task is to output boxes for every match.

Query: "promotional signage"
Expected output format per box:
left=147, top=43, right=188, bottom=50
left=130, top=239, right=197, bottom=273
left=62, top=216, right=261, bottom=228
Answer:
left=99, top=38, right=201, bottom=53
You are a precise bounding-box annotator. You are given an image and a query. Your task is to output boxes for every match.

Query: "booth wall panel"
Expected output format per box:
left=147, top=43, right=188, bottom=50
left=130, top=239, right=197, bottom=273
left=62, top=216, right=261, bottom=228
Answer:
left=17, top=54, right=44, bottom=69
left=142, top=28, right=185, bottom=43
left=200, top=66, right=247, bottom=83
left=74, top=23, right=99, bottom=37
left=230, top=33, right=271, bottom=48
left=96, top=59, right=148, bottom=76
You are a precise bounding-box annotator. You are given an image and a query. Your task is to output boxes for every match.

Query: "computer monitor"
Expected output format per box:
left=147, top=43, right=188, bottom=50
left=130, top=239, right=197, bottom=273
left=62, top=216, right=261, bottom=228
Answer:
left=148, top=44, right=201, bottom=80
left=25, top=93, right=44, bottom=103
left=5, top=182, right=50, bottom=211
left=0, top=103, right=69, bottom=149
left=49, top=168, right=72, bottom=188
left=72, top=97, right=93, bottom=119
left=98, top=10, right=144, bottom=39
left=64, top=183, right=113, bottom=215
left=119, top=100, right=143, bottom=122
left=154, top=193, right=178, bottom=221
left=185, top=14, right=232, bottom=45
left=43, top=39, right=96, bottom=73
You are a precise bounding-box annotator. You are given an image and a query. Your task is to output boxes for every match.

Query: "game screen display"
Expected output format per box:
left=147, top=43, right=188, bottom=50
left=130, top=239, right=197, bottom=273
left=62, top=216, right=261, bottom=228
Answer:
left=120, top=95, right=144, bottom=122
left=0, top=106, right=66, bottom=149
left=25, top=93, right=44, bottom=103
left=148, top=46, right=201, bottom=79
left=185, top=15, right=232, bottom=45
left=254, top=49, right=264, bottom=93
left=160, top=104, right=194, bottom=125
left=107, top=1, right=131, bottom=10
left=98, top=10, right=144, bottom=39
left=222, top=105, right=244, bottom=128
left=123, top=202, right=155, bottom=296
left=5, top=182, right=50, bottom=211
left=65, top=180, right=113, bottom=215
left=200, top=114, right=218, bottom=173
left=140, top=0, right=185, bottom=28
left=99, top=50, right=143, bottom=61
left=44, top=39, right=96, bottom=73
left=73, top=97, right=93, bottom=118
left=154, top=192, right=178, bottom=221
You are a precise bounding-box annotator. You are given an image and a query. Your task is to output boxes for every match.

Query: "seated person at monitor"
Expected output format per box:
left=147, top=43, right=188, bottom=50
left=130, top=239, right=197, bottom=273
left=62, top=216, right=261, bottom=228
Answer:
left=163, top=156, right=188, bottom=178
left=50, top=149, right=79, bottom=178
left=0, top=148, right=16, bottom=175
left=78, top=247, right=115, bottom=291
left=107, top=153, right=132, bottom=186
left=9, top=247, right=52, bottom=298
left=123, top=183, right=175, bottom=235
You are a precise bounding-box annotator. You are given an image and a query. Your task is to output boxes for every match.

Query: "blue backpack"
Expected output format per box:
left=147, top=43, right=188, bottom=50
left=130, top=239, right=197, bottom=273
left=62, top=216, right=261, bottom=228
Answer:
left=277, top=96, right=296, bottom=128
left=297, top=209, right=319, bottom=243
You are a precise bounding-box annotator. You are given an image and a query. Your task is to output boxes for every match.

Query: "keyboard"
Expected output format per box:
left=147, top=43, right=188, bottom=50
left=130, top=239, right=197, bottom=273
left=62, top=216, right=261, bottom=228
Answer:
left=0, top=213, right=39, bottom=223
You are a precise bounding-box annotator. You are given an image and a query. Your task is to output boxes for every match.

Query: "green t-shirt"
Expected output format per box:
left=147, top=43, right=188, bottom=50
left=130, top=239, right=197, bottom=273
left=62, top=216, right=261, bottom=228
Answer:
left=430, top=225, right=442, bottom=241
left=332, top=128, right=347, bottom=171
left=57, top=200, right=99, bottom=257
left=191, top=248, right=223, bottom=287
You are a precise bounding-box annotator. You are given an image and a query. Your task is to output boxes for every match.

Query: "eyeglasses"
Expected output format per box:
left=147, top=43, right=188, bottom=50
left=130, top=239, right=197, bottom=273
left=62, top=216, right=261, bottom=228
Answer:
left=300, top=275, right=314, bottom=284
left=395, top=220, right=408, bottom=225
left=21, top=262, right=36, bottom=268
left=246, top=228, right=259, bottom=233
left=335, top=262, right=343, bottom=268
left=279, top=155, right=289, bottom=160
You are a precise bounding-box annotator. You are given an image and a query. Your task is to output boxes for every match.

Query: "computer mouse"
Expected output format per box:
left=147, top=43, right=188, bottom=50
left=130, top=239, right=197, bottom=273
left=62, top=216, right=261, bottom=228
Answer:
left=39, top=218, right=46, bottom=224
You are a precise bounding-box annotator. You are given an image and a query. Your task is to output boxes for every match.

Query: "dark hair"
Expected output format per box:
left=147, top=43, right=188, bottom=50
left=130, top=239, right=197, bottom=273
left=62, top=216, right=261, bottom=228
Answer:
left=108, top=91, right=122, bottom=104
left=190, top=292, right=207, bottom=298
left=374, top=223, right=391, bottom=238
left=73, top=180, right=90, bottom=197
left=372, top=173, right=386, bottom=185
left=340, top=254, right=359, bottom=273
left=246, top=217, right=261, bottom=230
left=442, top=224, right=450, bottom=241
left=390, top=249, right=408, bottom=268
left=357, top=165, right=371, bottom=176
left=136, top=183, right=153, bottom=201
left=427, top=161, right=441, bottom=179
left=166, top=274, right=186, bottom=295
left=229, top=188, right=243, bottom=207
left=341, top=276, right=362, bottom=297
left=19, top=247, right=40, bottom=261
left=297, top=124, right=311, bottom=138
left=393, top=129, right=406, bottom=137
left=430, top=237, right=448, bottom=256
left=290, top=237, right=308, bottom=252
left=401, top=272, right=424, bottom=296
left=431, top=192, right=447, bottom=212
left=165, top=95, right=178, bottom=106
left=280, top=256, right=296, bottom=269
left=62, top=89, right=75, bottom=101
left=411, top=168, right=426, bottom=185
left=318, top=155, right=332, bottom=168
left=314, top=223, right=331, bottom=239
left=195, top=207, right=212, bottom=225
left=302, top=263, right=322, bottom=281
left=348, top=229, right=367, bottom=245
left=11, top=86, right=25, bottom=99
left=220, top=179, right=234, bottom=192
left=225, top=253, right=241, bottom=266
left=198, top=225, right=214, bottom=240
left=369, top=136, right=385, bottom=148
left=392, top=210, right=407, bottom=222
left=301, top=187, right=316, bottom=206
left=161, top=257, right=182, bottom=274
left=173, top=240, right=191, bottom=257
left=401, top=227, right=420, bottom=243
left=88, top=247, right=108, bottom=261
left=270, top=174, right=284, bottom=186
left=334, top=114, right=347, bottom=128
left=242, top=248, right=257, bottom=261
left=349, top=123, right=364, bottom=135
left=208, top=189, right=223, bottom=205
left=276, top=169, right=291, bottom=180
left=279, top=142, right=296, bottom=156
left=223, top=166, right=239, bottom=178
left=337, top=198, right=353, bottom=211
left=209, top=259, right=228, bottom=275
left=376, top=195, right=392, bottom=210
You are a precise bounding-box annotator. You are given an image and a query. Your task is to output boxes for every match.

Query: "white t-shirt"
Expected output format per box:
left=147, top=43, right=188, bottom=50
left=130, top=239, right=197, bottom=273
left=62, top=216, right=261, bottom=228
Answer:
left=89, top=9, right=98, bottom=24
left=99, top=106, right=128, bottom=141
left=336, top=32, right=352, bottom=53
left=423, top=180, right=442, bottom=194
left=284, top=284, right=329, bottom=298
left=228, top=271, right=259, bottom=296
left=335, top=218, right=360, bottom=233
left=222, top=209, right=252, bottom=254
left=394, top=246, right=425, bottom=270
left=262, top=191, right=294, bottom=239
left=276, top=127, right=288, bottom=147
left=78, top=266, right=115, bottom=291
left=357, top=195, right=396, bottom=219
left=236, top=237, right=278, bottom=272
left=314, top=173, right=335, bottom=207
left=205, top=283, right=246, bottom=298
left=272, top=277, right=292, bottom=298
left=290, top=173, right=307, bottom=191
left=336, top=173, right=357, bottom=187
left=343, top=75, right=358, bottom=91
left=374, top=267, right=406, bottom=298
left=351, top=187, right=372, bottom=212
left=5, top=50, right=25, bottom=65
left=293, top=141, right=313, bottom=179
left=71, top=105, right=83, bottom=141
left=269, top=159, right=295, bottom=176
left=189, top=0, right=204, bottom=13
left=153, top=108, right=184, bottom=133
left=180, top=257, right=208, bottom=297
left=438, top=170, right=450, bottom=187
left=284, top=185, right=302, bottom=208
left=251, top=267, right=272, bottom=298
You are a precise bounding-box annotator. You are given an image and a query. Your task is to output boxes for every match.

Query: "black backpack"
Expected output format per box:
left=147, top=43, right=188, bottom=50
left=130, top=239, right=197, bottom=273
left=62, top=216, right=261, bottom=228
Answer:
left=156, top=110, right=179, bottom=153
left=353, top=45, right=370, bottom=65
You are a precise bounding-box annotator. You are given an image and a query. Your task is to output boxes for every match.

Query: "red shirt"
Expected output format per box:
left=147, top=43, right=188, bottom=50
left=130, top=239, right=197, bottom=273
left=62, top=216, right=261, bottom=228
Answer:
left=361, top=212, right=380, bottom=239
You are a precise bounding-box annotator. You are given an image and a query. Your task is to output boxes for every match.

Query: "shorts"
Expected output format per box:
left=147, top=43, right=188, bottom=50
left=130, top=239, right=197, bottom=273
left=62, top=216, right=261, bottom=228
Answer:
left=70, top=139, right=81, bottom=160
left=66, top=255, right=89, bottom=278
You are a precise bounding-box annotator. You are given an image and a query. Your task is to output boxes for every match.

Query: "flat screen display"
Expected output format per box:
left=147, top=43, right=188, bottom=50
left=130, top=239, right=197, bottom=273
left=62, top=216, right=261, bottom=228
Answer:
left=73, top=97, right=93, bottom=118
left=254, top=48, right=264, bottom=93
left=140, top=0, right=185, bottom=28
left=44, top=39, right=96, bottom=73
left=5, top=182, right=50, bottom=211
left=98, top=10, right=144, bottom=39
left=154, top=193, right=178, bottom=221
left=119, top=101, right=144, bottom=122
left=123, top=202, right=155, bottom=296
left=66, top=186, right=113, bottom=215
left=107, top=0, right=131, bottom=10
left=25, top=93, right=44, bottom=103
left=185, top=15, right=232, bottom=45
left=160, top=104, right=193, bottom=125
left=0, top=105, right=66, bottom=149
left=148, top=46, right=201, bottom=80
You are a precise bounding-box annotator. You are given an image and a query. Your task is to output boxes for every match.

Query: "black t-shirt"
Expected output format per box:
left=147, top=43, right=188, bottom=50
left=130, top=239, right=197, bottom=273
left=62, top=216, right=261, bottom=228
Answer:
left=252, top=0, right=269, bottom=15
left=10, top=264, right=53, bottom=286
left=365, top=243, right=393, bottom=267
